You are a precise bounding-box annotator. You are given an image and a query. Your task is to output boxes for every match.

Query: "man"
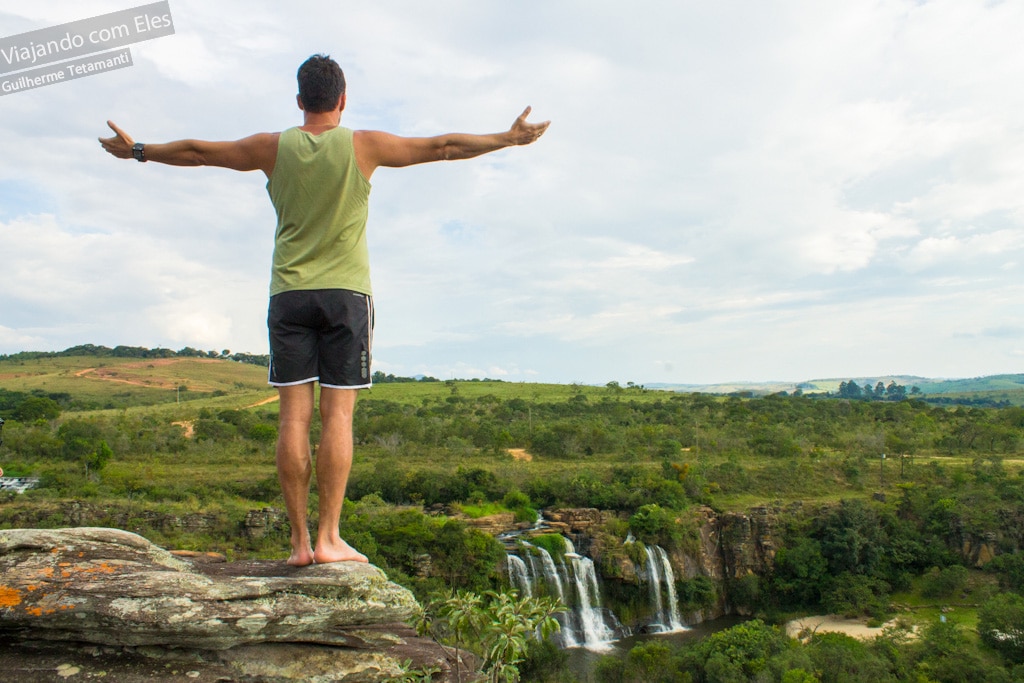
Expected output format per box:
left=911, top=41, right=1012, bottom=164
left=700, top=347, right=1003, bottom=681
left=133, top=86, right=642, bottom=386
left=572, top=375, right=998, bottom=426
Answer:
left=99, top=54, right=549, bottom=566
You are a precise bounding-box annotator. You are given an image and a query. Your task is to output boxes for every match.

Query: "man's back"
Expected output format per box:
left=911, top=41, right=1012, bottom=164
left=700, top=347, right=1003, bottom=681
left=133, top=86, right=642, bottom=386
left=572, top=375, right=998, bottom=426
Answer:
left=267, top=126, right=372, bottom=297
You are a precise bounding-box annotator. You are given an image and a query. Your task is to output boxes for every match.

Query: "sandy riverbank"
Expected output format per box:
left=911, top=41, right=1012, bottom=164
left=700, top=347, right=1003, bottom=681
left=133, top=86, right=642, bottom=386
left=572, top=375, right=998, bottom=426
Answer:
left=785, top=615, right=903, bottom=641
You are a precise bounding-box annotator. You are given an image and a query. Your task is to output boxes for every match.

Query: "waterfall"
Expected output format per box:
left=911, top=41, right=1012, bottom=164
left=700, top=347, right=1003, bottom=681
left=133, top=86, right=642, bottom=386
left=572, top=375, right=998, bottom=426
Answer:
left=655, top=546, right=684, bottom=632
left=536, top=544, right=568, bottom=603
left=642, top=544, right=685, bottom=633
left=507, top=538, right=622, bottom=650
left=568, top=553, right=615, bottom=648
left=507, top=554, right=532, bottom=598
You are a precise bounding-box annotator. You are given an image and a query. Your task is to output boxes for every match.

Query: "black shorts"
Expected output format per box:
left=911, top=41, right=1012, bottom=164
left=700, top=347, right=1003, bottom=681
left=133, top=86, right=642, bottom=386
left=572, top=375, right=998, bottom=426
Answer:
left=267, top=289, right=374, bottom=389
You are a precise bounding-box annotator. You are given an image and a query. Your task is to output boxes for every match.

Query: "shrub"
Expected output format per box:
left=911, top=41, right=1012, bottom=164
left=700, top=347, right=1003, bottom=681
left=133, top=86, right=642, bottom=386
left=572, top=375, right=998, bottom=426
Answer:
left=822, top=573, right=890, bottom=619
left=247, top=423, right=278, bottom=444
left=629, top=504, right=682, bottom=548
left=194, top=418, right=237, bottom=442
left=530, top=534, right=567, bottom=562
left=13, top=396, right=61, bottom=421
left=920, top=565, right=970, bottom=599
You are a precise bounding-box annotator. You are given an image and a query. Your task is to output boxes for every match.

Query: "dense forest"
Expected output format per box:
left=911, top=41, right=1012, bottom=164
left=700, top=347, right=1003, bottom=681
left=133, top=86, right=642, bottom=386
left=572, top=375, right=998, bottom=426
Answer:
left=3, top=354, right=1024, bottom=681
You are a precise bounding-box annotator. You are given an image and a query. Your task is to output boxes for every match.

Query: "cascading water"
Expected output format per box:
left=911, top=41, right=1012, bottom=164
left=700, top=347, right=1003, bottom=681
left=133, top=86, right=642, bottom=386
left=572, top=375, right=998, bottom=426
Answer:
left=642, top=544, right=686, bottom=633
left=507, top=539, right=623, bottom=650
left=506, top=554, right=532, bottom=598
left=503, top=518, right=690, bottom=649
left=563, top=539, right=618, bottom=648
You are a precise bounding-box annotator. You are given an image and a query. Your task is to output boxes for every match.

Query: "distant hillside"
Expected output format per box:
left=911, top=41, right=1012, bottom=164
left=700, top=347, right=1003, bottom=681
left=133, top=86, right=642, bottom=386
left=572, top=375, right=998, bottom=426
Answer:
left=0, top=354, right=271, bottom=412
left=648, top=374, right=1024, bottom=406
left=3, top=345, right=1023, bottom=408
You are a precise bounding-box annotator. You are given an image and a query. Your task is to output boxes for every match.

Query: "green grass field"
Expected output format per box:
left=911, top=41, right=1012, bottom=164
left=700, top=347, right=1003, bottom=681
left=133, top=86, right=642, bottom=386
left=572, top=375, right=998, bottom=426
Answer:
left=3, top=354, right=1023, bottom=516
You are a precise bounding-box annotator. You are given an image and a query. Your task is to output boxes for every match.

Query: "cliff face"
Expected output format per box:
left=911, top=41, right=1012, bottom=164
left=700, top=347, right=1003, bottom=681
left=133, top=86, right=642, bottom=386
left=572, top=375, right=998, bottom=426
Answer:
left=705, top=505, right=779, bottom=580
left=0, top=527, right=464, bottom=682
left=548, top=504, right=783, bottom=625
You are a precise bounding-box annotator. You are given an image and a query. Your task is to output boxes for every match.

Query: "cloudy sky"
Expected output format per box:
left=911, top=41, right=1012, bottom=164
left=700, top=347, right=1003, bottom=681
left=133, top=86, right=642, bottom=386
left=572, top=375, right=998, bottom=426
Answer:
left=1, top=1, right=1022, bottom=385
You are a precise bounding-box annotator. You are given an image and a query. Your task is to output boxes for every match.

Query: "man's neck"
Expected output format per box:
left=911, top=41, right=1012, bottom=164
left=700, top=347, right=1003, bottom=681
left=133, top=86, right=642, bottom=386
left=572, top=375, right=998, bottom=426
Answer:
left=301, top=111, right=342, bottom=130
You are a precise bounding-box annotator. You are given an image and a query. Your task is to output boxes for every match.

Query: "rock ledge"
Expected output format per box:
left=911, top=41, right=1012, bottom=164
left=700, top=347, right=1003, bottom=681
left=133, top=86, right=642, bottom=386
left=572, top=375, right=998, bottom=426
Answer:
left=0, top=527, right=461, bottom=682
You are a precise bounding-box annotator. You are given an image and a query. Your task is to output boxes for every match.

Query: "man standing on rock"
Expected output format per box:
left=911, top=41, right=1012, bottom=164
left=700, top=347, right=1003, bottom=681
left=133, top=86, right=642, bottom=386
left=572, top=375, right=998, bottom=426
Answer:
left=99, top=54, right=550, bottom=566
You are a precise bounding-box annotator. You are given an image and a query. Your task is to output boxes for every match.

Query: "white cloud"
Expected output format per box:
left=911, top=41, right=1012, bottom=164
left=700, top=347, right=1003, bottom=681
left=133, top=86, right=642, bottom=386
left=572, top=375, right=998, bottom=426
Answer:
left=2, top=1, right=1024, bottom=383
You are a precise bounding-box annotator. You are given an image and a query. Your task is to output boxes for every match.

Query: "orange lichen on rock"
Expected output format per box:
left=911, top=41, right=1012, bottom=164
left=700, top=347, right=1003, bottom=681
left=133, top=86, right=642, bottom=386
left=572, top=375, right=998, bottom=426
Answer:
left=24, top=606, right=56, bottom=616
left=44, top=561, right=122, bottom=582
left=0, top=585, right=23, bottom=608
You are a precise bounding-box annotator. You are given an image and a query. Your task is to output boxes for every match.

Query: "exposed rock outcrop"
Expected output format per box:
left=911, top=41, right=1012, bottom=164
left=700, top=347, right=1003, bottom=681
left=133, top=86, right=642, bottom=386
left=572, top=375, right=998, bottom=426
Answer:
left=544, top=507, right=605, bottom=535
left=458, top=511, right=520, bottom=536
left=0, top=527, right=463, bottom=682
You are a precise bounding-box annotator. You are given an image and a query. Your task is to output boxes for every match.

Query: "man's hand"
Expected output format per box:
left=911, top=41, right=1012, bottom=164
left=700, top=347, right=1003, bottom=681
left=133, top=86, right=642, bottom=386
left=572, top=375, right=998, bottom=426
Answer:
left=508, top=106, right=551, bottom=146
left=98, top=121, right=135, bottom=160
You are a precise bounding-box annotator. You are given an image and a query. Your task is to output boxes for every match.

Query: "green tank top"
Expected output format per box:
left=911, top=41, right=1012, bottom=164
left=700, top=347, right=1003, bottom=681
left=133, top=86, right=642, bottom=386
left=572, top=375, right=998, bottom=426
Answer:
left=266, top=126, right=372, bottom=296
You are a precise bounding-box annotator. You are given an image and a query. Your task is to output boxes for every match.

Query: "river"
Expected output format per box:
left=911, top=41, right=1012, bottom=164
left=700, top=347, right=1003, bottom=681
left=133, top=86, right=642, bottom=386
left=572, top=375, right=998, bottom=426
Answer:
left=564, top=615, right=749, bottom=682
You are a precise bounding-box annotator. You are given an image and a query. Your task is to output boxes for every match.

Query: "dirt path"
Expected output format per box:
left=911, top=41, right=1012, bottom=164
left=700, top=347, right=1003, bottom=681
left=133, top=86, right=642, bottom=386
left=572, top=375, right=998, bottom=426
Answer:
left=72, top=359, right=223, bottom=391
left=74, top=368, right=163, bottom=389
left=507, top=448, right=533, bottom=462
left=244, top=395, right=279, bottom=408
left=171, top=421, right=195, bottom=438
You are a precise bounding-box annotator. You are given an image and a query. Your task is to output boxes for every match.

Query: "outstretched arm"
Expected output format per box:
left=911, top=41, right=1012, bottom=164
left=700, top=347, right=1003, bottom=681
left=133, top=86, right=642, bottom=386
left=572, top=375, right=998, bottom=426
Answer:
left=353, top=106, right=550, bottom=179
left=98, top=121, right=279, bottom=176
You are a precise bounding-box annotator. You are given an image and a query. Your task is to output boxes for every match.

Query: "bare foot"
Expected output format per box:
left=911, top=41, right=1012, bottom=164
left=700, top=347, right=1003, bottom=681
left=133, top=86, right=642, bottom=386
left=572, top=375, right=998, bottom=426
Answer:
left=314, top=538, right=368, bottom=564
left=287, top=545, right=316, bottom=567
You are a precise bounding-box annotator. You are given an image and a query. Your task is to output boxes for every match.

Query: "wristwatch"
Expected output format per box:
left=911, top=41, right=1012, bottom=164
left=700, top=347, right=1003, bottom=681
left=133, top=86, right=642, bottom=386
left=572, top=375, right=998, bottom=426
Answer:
left=132, top=142, right=146, bottom=162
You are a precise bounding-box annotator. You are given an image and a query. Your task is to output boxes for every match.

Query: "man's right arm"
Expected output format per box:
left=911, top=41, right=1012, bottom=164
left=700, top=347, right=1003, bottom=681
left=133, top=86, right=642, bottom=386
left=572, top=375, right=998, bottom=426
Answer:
left=353, top=106, right=549, bottom=180
left=99, top=121, right=279, bottom=176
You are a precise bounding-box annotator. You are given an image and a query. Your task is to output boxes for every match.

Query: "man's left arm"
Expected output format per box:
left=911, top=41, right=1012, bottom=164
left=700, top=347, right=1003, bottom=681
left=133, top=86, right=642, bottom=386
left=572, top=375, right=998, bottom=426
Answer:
left=353, top=106, right=550, bottom=180
left=98, top=121, right=278, bottom=176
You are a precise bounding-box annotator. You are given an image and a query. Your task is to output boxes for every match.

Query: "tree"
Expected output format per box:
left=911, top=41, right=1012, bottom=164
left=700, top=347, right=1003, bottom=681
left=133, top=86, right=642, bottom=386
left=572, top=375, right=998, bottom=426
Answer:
left=13, top=396, right=61, bottom=421
left=839, top=381, right=863, bottom=399
left=804, top=632, right=893, bottom=681
left=85, top=440, right=113, bottom=477
left=687, top=619, right=789, bottom=680
left=886, top=381, right=907, bottom=401
left=629, top=504, right=682, bottom=548
left=822, top=573, right=890, bottom=619
left=422, top=590, right=560, bottom=683
left=431, top=520, right=505, bottom=591
left=874, top=381, right=887, bottom=399
left=771, top=537, right=828, bottom=607
left=57, top=419, right=113, bottom=478
left=979, top=592, right=1024, bottom=664
left=917, top=620, right=987, bottom=682
left=920, top=565, right=969, bottom=599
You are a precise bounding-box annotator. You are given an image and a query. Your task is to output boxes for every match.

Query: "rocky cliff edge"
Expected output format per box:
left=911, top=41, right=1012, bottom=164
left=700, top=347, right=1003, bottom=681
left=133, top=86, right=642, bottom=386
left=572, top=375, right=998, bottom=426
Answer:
left=0, top=527, right=462, bottom=682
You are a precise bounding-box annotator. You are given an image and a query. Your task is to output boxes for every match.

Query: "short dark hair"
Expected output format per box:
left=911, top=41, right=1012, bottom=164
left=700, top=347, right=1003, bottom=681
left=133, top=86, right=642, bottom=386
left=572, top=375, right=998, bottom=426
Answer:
left=297, top=54, right=346, bottom=113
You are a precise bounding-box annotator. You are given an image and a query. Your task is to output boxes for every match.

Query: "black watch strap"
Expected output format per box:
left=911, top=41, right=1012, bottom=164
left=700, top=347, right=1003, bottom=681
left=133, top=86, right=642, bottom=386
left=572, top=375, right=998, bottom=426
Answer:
left=132, top=142, right=146, bottom=162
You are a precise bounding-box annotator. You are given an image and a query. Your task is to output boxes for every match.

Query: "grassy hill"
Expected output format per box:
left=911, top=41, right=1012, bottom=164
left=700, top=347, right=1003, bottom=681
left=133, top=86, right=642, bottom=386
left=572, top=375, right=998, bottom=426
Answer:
left=0, top=355, right=272, bottom=411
